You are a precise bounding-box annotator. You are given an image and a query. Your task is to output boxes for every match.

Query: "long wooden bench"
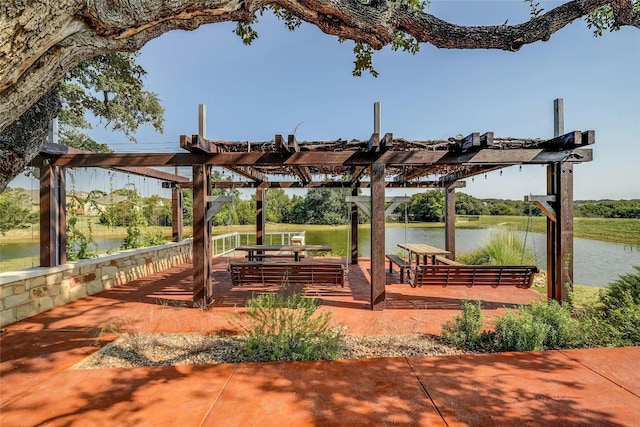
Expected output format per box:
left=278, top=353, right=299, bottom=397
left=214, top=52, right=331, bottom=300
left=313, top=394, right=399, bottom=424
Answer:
left=245, top=254, right=305, bottom=261
left=415, top=264, right=538, bottom=288
left=229, top=262, right=345, bottom=287
left=434, top=255, right=464, bottom=266
left=385, top=254, right=412, bottom=282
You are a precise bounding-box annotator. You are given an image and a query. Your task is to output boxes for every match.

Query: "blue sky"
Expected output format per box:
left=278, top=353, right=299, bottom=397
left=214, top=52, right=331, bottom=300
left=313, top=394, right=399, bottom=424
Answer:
left=12, top=1, right=640, bottom=200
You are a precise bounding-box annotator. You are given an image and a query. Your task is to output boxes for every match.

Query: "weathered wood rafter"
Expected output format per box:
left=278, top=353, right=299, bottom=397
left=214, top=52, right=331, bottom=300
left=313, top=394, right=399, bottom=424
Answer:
left=34, top=129, right=594, bottom=186
left=35, top=143, right=190, bottom=183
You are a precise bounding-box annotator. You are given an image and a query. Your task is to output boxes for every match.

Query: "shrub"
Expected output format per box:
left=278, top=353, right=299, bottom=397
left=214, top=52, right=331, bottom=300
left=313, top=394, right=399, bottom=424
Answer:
left=494, top=310, right=550, bottom=352
left=523, top=299, right=579, bottom=349
left=606, top=294, right=640, bottom=345
left=457, top=231, right=536, bottom=266
left=600, top=266, right=640, bottom=312
left=573, top=308, right=624, bottom=348
left=441, top=300, right=486, bottom=351
left=231, top=292, right=344, bottom=362
left=598, top=266, right=640, bottom=346
left=142, top=230, right=169, bottom=246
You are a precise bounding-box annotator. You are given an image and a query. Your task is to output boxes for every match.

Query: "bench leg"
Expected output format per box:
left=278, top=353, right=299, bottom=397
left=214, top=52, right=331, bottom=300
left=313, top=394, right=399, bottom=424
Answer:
left=400, top=267, right=405, bottom=283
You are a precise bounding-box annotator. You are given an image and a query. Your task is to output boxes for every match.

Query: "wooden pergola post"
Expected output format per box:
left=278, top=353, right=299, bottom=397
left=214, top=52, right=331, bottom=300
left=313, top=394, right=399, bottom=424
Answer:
left=350, top=186, right=359, bottom=265
left=39, top=162, right=65, bottom=266
left=255, top=186, right=266, bottom=245
left=370, top=162, right=386, bottom=310
left=171, top=185, right=184, bottom=242
left=192, top=164, right=211, bottom=305
left=547, top=98, right=574, bottom=302
left=192, top=104, right=212, bottom=305
left=444, top=181, right=464, bottom=260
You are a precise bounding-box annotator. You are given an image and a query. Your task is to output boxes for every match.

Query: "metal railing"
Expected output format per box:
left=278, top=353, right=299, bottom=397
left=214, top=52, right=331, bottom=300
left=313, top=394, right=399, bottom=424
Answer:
left=211, top=231, right=306, bottom=256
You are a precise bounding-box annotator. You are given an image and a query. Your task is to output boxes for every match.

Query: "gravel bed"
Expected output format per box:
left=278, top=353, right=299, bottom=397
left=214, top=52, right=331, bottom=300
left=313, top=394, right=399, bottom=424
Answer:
left=76, top=333, right=463, bottom=369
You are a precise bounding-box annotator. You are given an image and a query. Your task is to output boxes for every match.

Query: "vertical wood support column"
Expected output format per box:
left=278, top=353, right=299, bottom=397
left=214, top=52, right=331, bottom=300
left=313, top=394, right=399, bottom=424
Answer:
left=370, top=162, right=386, bottom=310
left=351, top=186, right=359, bottom=265
left=40, top=162, right=62, bottom=267
left=171, top=185, right=184, bottom=242
left=58, top=169, right=66, bottom=265
left=558, top=163, right=574, bottom=302
left=547, top=163, right=574, bottom=302
left=255, top=186, right=266, bottom=245
left=444, top=185, right=457, bottom=260
left=546, top=165, right=558, bottom=300
left=547, top=98, right=574, bottom=302
left=193, top=164, right=211, bottom=305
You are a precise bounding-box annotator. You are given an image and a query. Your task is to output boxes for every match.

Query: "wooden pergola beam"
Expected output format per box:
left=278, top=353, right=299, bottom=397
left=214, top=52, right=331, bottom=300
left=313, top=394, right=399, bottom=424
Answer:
left=224, top=165, right=269, bottom=182
left=35, top=143, right=190, bottom=183
left=42, top=147, right=593, bottom=169
left=183, top=180, right=463, bottom=189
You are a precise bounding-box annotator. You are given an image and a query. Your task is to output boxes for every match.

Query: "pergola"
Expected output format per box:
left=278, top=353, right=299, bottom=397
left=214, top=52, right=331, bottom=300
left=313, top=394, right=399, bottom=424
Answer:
left=31, top=100, right=593, bottom=310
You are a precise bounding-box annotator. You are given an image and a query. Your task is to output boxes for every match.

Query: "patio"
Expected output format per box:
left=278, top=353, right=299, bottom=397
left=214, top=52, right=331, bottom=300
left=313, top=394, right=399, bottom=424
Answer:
left=1, top=259, right=638, bottom=426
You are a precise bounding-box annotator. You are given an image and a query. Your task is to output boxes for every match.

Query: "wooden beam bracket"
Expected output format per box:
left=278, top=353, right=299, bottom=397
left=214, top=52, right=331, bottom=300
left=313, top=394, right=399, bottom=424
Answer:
left=345, top=196, right=411, bottom=219
left=205, top=195, right=234, bottom=222
left=525, top=194, right=557, bottom=222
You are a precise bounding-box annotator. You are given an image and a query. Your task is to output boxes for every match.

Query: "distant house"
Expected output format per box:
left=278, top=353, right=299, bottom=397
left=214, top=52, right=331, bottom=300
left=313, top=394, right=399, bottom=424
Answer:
left=86, top=195, right=128, bottom=216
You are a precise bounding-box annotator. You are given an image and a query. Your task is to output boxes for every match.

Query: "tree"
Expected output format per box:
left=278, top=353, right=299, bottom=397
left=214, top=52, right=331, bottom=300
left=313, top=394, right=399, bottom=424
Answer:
left=297, top=187, right=351, bottom=225
left=265, top=188, right=291, bottom=223
left=455, top=193, right=489, bottom=216
left=410, top=190, right=444, bottom=222
left=59, top=52, right=164, bottom=152
left=143, top=194, right=172, bottom=226
left=0, top=187, right=37, bottom=234
left=1, top=0, right=639, bottom=191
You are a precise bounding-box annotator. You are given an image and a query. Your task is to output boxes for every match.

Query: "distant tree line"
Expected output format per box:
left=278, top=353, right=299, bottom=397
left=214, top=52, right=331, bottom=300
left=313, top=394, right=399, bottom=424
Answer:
left=2, top=186, right=639, bottom=233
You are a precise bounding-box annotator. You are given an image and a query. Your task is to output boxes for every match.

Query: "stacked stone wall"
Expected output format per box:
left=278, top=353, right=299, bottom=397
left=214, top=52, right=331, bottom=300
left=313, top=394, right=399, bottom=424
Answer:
left=0, top=242, right=192, bottom=327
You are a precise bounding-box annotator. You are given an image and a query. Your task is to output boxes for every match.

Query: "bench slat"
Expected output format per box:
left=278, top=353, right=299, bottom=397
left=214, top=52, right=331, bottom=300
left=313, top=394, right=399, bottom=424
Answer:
left=417, top=265, right=537, bottom=288
left=230, top=262, right=345, bottom=287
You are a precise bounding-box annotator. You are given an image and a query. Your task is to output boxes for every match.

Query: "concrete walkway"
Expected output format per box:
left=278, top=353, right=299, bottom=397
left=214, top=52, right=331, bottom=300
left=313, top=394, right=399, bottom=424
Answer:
left=1, top=261, right=639, bottom=426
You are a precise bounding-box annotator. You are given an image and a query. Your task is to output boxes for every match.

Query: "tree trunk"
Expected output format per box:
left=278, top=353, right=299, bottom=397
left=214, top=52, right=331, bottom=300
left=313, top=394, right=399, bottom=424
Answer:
left=0, top=0, right=637, bottom=190
left=0, top=90, right=61, bottom=192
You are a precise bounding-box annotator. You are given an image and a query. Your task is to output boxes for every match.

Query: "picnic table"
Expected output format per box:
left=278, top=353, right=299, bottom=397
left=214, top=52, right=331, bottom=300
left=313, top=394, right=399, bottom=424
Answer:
left=235, top=244, right=332, bottom=262
left=397, top=243, right=451, bottom=266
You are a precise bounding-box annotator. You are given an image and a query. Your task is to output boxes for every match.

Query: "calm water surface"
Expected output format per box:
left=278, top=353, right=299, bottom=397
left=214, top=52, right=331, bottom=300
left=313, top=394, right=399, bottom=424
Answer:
left=2, top=228, right=639, bottom=287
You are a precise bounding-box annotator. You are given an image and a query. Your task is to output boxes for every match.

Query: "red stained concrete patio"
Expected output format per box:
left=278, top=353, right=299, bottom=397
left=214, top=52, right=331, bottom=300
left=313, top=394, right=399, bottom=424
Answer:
left=1, top=258, right=639, bottom=426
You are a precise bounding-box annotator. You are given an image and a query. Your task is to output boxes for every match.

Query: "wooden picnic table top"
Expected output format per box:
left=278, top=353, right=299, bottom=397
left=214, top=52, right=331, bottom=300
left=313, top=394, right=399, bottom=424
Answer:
left=397, top=243, right=451, bottom=256
left=235, top=244, right=332, bottom=252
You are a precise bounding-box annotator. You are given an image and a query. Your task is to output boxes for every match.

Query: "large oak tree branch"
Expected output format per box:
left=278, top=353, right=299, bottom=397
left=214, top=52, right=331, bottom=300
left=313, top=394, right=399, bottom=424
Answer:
left=0, top=0, right=638, bottom=189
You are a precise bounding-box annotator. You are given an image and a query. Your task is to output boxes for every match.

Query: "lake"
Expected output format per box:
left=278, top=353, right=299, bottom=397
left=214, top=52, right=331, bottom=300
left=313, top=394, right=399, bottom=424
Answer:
left=2, top=227, right=639, bottom=287
left=303, top=226, right=640, bottom=288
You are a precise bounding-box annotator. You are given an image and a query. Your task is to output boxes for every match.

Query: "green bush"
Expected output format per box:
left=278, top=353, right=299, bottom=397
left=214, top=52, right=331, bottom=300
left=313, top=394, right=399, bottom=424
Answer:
left=440, top=268, right=640, bottom=352
left=457, top=231, right=536, bottom=266
left=600, top=266, right=640, bottom=311
left=441, top=300, right=486, bottom=351
left=597, top=266, right=640, bottom=346
left=142, top=230, right=169, bottom=246
left=573, top=308, right=623, bottom=348
left=494, top=310, right=550, bottom=352
left=231, top=292, right=344, bottom=362
left=523, top=299, right=579, bottom=349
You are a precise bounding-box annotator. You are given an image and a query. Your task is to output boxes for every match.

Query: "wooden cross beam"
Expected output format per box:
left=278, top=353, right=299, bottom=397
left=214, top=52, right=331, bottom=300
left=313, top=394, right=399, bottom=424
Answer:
left=345, top=196, right=412, bottom=219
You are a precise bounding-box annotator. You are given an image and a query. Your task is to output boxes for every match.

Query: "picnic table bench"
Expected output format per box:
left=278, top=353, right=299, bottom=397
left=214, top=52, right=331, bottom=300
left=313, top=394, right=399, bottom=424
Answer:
left=229, top=261, right=345, bottom=287
left=387, top=251, right=463, bottom=283
left=386, top=254, right=412, bottom=282
left=245, top=253, right=305, bottom=261
left=415, top=264, right=538, bottom=288
left=434, top=255, right=463, bottom=266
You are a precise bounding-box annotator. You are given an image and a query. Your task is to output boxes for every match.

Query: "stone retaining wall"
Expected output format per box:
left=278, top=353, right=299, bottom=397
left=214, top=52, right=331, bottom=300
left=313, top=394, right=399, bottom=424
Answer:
left=0, top=241, right=192, bottom=327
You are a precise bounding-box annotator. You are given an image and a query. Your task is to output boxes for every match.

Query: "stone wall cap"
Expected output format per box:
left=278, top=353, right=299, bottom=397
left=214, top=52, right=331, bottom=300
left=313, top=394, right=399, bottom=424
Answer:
left=0, top=241, right=190, bottom=286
